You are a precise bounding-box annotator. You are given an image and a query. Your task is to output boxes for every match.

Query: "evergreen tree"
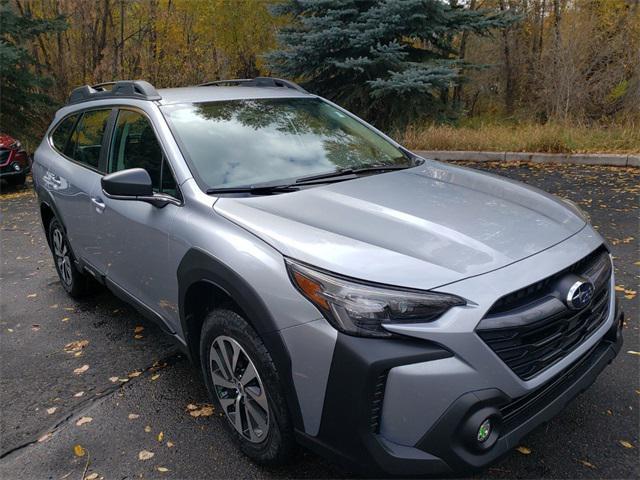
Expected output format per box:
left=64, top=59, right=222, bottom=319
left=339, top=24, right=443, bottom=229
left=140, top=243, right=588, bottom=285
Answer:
left=266, top=0, right=517, bottom=129
left=0, top=0, right=66, bottom=141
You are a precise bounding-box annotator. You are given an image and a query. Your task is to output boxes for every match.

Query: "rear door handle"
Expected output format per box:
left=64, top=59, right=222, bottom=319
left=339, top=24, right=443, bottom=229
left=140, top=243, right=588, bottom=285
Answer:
left=91, top=197, right=106, bottom=213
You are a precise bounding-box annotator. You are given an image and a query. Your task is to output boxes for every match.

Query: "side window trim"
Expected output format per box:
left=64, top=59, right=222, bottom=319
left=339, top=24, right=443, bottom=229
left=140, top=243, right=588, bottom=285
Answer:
left=109, top=107, right=182, bottom=203
left=49, top=113, right=80, bottom=155
left=48, top=107, right=115, bottom=175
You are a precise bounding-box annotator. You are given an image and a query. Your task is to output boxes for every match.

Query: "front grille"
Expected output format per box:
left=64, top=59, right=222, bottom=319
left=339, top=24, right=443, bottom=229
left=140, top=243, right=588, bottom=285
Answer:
left=477, top=247, right=611, bottom=380
left=0, top=149, right=10, bottom=165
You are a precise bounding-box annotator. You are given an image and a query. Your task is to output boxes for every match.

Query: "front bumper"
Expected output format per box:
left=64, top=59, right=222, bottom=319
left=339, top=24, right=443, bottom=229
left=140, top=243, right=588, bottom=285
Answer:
left=297, top=307, right=623, bottom=476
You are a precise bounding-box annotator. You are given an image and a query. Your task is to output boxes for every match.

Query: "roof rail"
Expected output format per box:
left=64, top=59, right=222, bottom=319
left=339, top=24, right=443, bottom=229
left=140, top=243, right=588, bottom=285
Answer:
left=68, top=80, right=161, bottom=105
left=199, top=77, right=308, bottom=93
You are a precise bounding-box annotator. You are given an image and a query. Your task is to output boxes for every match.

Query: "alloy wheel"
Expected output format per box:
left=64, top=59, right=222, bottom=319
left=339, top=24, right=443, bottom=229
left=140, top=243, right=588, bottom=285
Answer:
left=52, top=227, right=73, bottom=287
left=209, top=335, right=270, bottom=443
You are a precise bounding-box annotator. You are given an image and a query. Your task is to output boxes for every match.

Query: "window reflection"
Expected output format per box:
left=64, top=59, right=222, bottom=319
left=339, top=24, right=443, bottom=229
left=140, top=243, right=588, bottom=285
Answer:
left=162, top=98, right=409, bottom=189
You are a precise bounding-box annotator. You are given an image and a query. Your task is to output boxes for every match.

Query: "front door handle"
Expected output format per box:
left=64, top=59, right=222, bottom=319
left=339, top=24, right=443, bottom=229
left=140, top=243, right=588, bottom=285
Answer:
left=91, top=197, right=106, bottom=213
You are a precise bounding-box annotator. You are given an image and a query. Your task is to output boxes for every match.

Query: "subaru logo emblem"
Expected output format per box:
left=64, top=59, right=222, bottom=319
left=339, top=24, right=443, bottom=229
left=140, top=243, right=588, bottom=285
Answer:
left=566, top=278, right=595, bottom=310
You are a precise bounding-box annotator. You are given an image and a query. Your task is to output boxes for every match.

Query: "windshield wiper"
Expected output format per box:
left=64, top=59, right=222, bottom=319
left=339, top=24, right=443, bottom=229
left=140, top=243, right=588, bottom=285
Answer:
left=294, top=164, right=411, bottom=185
left=206, top=184, right=299, bottom=195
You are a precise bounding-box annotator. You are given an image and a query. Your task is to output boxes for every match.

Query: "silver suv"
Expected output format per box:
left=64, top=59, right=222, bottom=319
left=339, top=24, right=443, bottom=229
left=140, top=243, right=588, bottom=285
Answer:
left=34, top=78, right=623, bottom=476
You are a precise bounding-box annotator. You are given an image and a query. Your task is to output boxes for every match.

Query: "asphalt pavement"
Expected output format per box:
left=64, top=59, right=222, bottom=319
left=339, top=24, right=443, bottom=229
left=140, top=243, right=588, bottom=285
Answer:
left=1, top=161, right=638, bottom=479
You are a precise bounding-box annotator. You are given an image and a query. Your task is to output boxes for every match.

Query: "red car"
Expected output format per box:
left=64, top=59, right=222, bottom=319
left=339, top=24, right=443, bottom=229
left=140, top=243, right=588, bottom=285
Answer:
left=0, top=133, right=31, bottom=186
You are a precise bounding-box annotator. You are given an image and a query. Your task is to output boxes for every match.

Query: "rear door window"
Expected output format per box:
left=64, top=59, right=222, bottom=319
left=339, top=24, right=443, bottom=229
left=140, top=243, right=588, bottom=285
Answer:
left=65, top=109, right=111, bottom=170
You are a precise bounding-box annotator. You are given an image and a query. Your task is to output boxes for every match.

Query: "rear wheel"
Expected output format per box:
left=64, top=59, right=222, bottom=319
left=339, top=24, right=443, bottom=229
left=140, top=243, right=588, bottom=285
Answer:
left=48, top=218, right=94, bottom=298
left=200, top=309, right=295, bottom=465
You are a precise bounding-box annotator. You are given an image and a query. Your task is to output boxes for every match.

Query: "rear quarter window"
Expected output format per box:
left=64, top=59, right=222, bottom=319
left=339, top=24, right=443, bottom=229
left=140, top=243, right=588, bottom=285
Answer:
left=65, top=109, right=112, bottom=170
left=50, top=114, right=79, bottom=153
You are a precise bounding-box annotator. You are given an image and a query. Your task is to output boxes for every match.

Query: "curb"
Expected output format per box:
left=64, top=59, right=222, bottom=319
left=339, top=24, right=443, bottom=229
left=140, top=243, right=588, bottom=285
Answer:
left=414, top=150, right=639, bottom=167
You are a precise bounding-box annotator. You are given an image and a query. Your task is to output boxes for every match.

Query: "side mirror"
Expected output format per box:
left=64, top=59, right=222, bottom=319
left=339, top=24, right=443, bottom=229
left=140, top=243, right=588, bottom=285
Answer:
left=101, top=168, right=179, bottom=208
left=101, top=168, right=153, bottom=197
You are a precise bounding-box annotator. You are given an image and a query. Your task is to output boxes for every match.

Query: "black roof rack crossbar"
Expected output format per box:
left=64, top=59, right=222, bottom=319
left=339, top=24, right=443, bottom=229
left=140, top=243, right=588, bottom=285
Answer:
left=68, top=80, right=161, bottom=105
left=198, top=77, right=308, bottom=93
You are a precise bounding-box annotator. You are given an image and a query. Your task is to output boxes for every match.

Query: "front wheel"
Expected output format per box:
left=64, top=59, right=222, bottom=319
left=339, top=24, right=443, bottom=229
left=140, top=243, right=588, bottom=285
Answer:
left=200, top=309, right=295, bottom=465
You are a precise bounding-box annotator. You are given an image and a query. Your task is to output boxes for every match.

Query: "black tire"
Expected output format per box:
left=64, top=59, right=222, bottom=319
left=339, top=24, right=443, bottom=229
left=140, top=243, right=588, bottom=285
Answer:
left=48, top=218, right=94, bottom=298
left=6, top=173, right=26, bottom=186
left=200, top=309, right=295, bottom=465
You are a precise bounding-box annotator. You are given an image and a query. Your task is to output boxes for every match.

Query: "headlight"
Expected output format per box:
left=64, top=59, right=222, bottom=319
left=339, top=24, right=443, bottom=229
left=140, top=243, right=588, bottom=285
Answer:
left=286, top=259, right=466, bottom=338
left=560, top=197, right=591, bottom=223
left=10, top=141, right=21, bottom=150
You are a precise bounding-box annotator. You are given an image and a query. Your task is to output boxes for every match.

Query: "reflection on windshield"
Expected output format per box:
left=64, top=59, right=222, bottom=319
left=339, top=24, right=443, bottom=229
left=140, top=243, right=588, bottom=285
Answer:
left=161, top=98, right=409, bottom=189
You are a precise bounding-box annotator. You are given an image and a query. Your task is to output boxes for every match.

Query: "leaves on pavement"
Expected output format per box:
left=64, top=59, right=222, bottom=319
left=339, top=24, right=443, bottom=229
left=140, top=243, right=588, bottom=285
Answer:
left=76, top=416, right=92, bottom=426
left=516, top=446, right=532, bottom=455
left=73, top=444, right=86, bottom=457
left=138, top=450, right=154, bottom=460
left=73, top=364, right=89, bottom=374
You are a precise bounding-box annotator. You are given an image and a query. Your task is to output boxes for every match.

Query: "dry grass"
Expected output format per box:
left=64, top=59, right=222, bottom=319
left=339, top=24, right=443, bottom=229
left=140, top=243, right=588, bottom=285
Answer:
left=401, top=121, right=640, bottom=154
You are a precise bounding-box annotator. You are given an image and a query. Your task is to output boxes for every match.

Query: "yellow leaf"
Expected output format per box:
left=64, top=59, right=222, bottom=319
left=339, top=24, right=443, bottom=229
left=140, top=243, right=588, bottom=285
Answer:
left=134, top=326, right=144, bottom=333
left=151, top=374, right=160, bottom=381
left=73, top=364, right=89, bottom=374
left=619, top=440, right=634, bottom=449
left=145, top=425, right=152, bottom=433
left=516, top=446, right=531, bottom=455
left=109, top=376, right=119, bottom=383
left=38, top=432, right=52, bottom=443
left=157, top=467, right=169, bottom=473
left=157, top=431, right=164, bottom=442
left=74, top=391, right=85, bottom=397
left=186, top=404, right=198, bottom=410
left=134, top=334, right=143, bottom=339
left=76, top=416, right=92, bottom=426
left=128, top=413, right=140, bottom=420
left=46, top=407, right=57, bottom=415
left=128, top=371, right=142, bottom=378
left=138, top=450, right=154, bottom=460
left=61, top=317, right=70, bottom=322
left=73, top=444, right=86, bottom=457
left=27, top=293, right=37, bottom=298
left=85, top=473, right=99, bottom=480
left=614, top=285, right=625, bottom=292
left=166, top=441, right=174, bottom=448
left=627, top=351, right=640, bottom=356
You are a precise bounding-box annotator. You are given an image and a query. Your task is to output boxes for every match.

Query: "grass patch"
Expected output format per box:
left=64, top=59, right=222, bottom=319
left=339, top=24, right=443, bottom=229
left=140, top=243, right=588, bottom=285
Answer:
left=401, top=121, right=640, bottom=154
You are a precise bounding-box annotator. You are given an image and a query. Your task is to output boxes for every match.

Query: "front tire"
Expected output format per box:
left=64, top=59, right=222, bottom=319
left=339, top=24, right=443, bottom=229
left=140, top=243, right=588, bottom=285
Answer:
left=200, top=309, right=295, bottom=465
left=48, top=218, right=93, bottom=298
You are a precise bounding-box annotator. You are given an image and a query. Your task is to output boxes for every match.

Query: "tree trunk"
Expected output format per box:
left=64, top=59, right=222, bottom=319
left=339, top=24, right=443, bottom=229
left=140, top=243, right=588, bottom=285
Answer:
left=499, top=0, right=515, bottom=115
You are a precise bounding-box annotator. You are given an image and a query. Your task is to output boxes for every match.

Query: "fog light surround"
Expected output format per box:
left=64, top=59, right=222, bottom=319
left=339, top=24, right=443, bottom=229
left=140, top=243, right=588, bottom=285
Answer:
left=12, top=163, right=21, bottom=172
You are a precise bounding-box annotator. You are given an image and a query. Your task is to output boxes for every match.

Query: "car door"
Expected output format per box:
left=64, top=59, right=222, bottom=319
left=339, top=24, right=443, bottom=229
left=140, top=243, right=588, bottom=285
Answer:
left=45, top=108, right=113, bottom=266
left=91, top=107, right=181, bottom=331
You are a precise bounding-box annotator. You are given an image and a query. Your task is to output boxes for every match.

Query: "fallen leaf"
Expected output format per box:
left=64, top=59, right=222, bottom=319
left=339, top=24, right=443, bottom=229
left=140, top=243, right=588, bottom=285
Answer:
left=38, top=432, right=52, bottom=443
left=134, top=326, right=144, bottom=333
left=27, top=293, right=37, bottom=298
left=31, top=325, right=40, bottom=331
left=627, top=351, right=640, bottom=356
left=85, top=473, right=98, bottom=480
left=157, top=467, right=169, bottom=473
left=186, top=404, right=198, bottom=411
left=7, top=328, right=13, bottom=333
left=138, top=450, right=154, bottom=461
left=128, top=413, right=140, bottom=420
left=134, top=334, right=143, bottom=339
left=145, top=425, right=152, bottom=433
left=189, top=405, right=214, bottom=417
left=128, top=371, right=142, bottom=378
left=61, top=317, right=70, bottom=322
left=157, top=431, right=164, bottom=442
left=64, top=340, right=89, bottom=353
left=73, top=444, right=86, bottom=457
left=614, top=285, right=625, bottom=292
left=46, top=407, right=57, bottom=415
left=579, top=460, right=596, bottom=469
left=73, top=364, right=89, bottom=374
left=76, top=416, right=92, bottom=426
left=74, top=391, right=85, bottom=397
left=151, top=374, right=160, bottom=381
left=619, top=440, right=634, bottom=449
left=166, top=441, right=174, bottom=448
left=516, top=446, right=531, bottom=455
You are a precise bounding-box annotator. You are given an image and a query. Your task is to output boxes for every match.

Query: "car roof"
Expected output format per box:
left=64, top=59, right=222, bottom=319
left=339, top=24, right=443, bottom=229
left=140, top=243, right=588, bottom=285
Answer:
left=157, top=86, right=314, bottom=105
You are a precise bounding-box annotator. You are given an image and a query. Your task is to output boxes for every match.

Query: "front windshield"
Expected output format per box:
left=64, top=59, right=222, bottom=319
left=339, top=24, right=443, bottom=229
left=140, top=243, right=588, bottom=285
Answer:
left=160, top=98, right=410, bottom=189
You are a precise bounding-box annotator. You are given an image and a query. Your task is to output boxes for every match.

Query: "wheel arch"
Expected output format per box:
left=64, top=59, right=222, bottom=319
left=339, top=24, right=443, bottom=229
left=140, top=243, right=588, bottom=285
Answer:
left=177, top=247, right=305, bottom=431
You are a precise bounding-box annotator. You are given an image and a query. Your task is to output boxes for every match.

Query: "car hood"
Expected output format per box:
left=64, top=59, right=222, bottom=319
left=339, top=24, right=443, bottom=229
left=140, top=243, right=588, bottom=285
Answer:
left=214, top=161, right=585, bottom=290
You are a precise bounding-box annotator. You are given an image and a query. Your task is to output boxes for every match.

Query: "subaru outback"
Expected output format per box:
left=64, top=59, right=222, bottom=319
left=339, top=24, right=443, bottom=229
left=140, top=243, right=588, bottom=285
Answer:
left=33, top=78, right=623, bottom=476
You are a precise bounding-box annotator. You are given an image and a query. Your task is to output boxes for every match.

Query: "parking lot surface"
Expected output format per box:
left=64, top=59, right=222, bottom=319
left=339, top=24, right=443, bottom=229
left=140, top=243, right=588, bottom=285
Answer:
left=1, top=161, right=638, bottom=479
